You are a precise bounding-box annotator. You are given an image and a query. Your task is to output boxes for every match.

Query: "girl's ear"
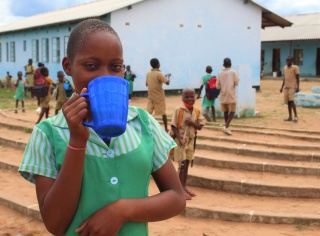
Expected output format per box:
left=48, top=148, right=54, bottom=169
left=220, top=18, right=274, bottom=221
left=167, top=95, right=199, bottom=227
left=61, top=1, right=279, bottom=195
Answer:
left=62, top=57, right=71, bottom=76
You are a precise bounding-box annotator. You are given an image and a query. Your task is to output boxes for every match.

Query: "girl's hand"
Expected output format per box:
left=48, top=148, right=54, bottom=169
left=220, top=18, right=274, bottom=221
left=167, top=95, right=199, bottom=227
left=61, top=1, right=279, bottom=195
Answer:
left=62, top=88, right=90, bottom=145
left=75, top=201, right=126, bottom=236
left=179, top=138, right=185, bottom=147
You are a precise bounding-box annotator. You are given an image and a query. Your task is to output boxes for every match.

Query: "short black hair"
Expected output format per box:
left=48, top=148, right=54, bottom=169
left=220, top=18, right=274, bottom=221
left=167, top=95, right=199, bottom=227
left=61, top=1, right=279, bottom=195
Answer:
left=150, top=58, right=159, bottom=68
left=206, top=65, right=212, bottom=74
left=40, top=67, right=48, bottom=76
left=67, top=19, right=120, bottom=62
left=223, top=58, right=232, bottom=68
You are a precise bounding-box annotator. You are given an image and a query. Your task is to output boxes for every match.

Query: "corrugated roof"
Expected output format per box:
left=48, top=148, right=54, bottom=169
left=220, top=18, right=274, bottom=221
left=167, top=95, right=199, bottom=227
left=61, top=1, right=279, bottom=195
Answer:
left=0, top=0, right=144, bottom=33
left=261, top=13, right=320, bottom=42
left=250, top=0, right=292, bottom=28
left=0, top=0, right=291, bottom=34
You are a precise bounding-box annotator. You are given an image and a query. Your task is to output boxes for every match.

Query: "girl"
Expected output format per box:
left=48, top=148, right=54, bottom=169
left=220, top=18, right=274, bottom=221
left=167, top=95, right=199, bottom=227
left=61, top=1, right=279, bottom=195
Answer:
left=19, top=19, right=185, bottom=235
left=14, top=71, right=26, bottom=113
left=124, top=65, right=136, bottom=101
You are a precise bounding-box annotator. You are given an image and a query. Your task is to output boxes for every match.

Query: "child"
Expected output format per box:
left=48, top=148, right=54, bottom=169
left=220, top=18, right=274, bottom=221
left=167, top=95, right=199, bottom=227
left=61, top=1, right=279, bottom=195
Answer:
left=124, top=65, right=136, bottom=101
left=14, top=71, right=26, bottom=113
left=34, top=62, right=45, bottom=113
left=197, top=65, right=216, bottom=122
left=55, top=70, right=73, bottom=115
left=171, top=87, right=206, bottom=200
left=35, top=67, right=55, bottom=124
left=6, top=71, right=13, bottom=90
left=19, top=19, right=185, bottom=235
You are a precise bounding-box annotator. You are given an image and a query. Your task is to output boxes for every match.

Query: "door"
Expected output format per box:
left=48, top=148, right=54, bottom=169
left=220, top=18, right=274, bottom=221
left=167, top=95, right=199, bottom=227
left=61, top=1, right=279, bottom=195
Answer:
left=317, top=48, right=320, bottom=76
left=272, top=48, right=281, bottom=73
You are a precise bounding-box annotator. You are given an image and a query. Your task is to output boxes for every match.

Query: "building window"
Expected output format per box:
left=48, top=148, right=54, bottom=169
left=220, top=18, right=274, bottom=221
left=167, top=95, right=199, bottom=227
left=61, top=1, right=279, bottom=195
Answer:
left=0, top=43, right=2, bottom=62
left=32, top=39, right=39, bottom=62
left=52, top=37, right=60, bottom=63
left=6, top=42, right=9, bottom=62
left=42, top=38, right=49, bottom=63
left=64, top=36, right=69, bottom=57
left=23, top=40, right=27, bottom=51
left=10, top=42, right=15, bottom=62
left=294, top=49, right=303, bottom=66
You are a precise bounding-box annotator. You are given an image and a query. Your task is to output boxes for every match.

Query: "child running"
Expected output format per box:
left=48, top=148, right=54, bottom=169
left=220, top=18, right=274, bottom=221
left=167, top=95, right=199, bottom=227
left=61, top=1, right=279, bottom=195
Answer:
left=35, top=67, right=55, bottom=124
left=171, top=87, right=206, bottom=200
left=19, top=19, right=185, bottom=236
left=14, top=71, right=26, bottom=113
left=197, top=65, right=216, bottom=122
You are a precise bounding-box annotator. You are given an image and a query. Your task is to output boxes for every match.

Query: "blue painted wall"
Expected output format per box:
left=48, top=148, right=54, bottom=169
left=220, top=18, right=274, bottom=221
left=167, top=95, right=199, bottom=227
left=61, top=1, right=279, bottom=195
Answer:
left=262, top=40, right=320, bottom=77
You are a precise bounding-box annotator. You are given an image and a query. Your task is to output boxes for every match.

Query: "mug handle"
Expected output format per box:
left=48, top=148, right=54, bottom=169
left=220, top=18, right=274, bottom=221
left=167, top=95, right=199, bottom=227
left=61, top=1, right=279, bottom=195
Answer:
left=80, top=93, right=94, bottom=128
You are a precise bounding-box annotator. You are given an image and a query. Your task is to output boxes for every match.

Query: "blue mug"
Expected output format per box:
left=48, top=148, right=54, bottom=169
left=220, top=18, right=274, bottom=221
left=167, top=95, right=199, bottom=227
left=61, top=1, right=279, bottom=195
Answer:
left=81, top=76, right=129, bottom=138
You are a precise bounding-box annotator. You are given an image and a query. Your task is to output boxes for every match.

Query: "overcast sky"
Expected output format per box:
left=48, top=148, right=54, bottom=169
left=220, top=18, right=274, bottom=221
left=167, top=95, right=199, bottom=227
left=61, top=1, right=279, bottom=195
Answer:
left=0, top=0, right=319, bottom=27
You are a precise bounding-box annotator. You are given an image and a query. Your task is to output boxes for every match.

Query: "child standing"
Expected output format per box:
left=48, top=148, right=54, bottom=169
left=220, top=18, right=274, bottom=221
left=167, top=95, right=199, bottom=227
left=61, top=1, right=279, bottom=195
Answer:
left=124, top=65, right=136, bottom=101
left=14, top=71, right=26, bottom=113
left=6, top=71, right=13, bottom=90
left=197, top=65, right=216, bottom=122
left=19, top=19, right=185, bottom=235
left=35, top=67, right=55, bottom=124
left=171, top=87, right=206, bottom=200
left=55, top=70, right=73, bottom=115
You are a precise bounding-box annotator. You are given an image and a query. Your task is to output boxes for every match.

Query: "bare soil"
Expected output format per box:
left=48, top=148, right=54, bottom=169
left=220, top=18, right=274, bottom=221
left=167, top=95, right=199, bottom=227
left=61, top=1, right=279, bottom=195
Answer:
left=0, top=79, right=320, bottom=235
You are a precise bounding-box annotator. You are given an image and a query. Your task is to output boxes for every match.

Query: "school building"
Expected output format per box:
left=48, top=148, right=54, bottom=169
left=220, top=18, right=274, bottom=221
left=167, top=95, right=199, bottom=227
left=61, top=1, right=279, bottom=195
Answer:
left=261, top=13, right=320, bottom=77
left=0, top=0, right=291, bottom=117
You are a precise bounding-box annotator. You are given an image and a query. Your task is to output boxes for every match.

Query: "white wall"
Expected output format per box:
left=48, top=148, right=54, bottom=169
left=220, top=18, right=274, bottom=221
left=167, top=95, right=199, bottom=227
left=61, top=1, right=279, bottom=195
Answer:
left=112, top=0, right=261, bottom=92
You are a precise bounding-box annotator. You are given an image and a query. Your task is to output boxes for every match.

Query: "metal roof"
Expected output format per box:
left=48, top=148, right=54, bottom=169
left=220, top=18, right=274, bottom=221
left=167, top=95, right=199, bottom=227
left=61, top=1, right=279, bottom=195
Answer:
left=261, top=13, right=320, bottom=42
left=0, top=0, right=144, bottom=33
left=0, top=0, right=291, bottom=34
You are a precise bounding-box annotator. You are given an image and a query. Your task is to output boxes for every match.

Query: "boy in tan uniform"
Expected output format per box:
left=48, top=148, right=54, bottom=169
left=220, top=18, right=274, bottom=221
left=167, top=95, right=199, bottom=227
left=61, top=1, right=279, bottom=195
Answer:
left=217, top=58, right=239, bottom=135
left=24, top=58, right=36, bottom=97
left=55, top=71, right=73, bottom=115
left=171, top=87, right=206, bottom=200
left=146, top=58, right=171, bottom=131
left=280, top=56, right=300, bottom=122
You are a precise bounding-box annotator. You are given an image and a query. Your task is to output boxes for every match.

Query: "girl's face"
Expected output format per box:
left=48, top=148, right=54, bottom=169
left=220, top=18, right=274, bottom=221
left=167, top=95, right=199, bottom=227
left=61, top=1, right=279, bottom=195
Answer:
left=63, top=31, right=124, bottom=93
left=182, top=90, right=196, bottom=105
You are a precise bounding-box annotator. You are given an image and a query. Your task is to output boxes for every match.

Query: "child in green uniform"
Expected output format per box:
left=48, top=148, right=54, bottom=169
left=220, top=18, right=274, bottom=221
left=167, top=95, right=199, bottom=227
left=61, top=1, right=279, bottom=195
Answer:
left=124, top=65, right=136, bottom=101
left=19, top=19, right=185, bottom=236
left=197, top=65, right=216, bottom=122
left=14, top=71, right=26, bottom=113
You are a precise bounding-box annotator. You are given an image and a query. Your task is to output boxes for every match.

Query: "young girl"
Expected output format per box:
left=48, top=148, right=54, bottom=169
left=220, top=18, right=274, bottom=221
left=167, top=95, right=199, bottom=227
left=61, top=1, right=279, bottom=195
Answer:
left=35, top=67, right=55, bottom=124
left=19, top=19, right=185, bottom=235
left=124, top=65, right=136, bottom=101
left=14, top=71, right=26, bottom=113
left=171, top=88, right=206, bottom=200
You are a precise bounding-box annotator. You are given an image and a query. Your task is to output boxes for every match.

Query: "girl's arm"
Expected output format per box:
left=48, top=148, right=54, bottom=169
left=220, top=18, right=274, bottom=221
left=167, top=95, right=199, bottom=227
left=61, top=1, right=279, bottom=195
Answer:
left=75, top=159, right=186, bottom=235
left=185, top=119, right=203, bottom=131
left=34, top=91, right=90, bottom=235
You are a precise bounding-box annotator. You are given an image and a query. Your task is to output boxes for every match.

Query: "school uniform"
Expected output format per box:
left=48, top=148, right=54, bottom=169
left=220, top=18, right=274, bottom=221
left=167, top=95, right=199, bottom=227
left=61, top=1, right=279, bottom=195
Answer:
left=171, top=104, right=206, bottom=162
left=282, top=64, right=300, bottom=103
left=145, top=69, right=169, bottom=115
left=24, top=64, right=36, bottom=87
left=19, top=106, right=176, bottom=235
left=39, top=77, right=54, bottom=108
left=55, top=80, right=68, bottom=110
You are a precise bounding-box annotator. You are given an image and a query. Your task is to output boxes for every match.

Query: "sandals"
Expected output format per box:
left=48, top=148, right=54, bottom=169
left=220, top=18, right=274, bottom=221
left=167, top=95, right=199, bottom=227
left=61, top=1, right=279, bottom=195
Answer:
left=293, top=117, right=298, bottom=123
left=283, top=118, right=292, bottom=121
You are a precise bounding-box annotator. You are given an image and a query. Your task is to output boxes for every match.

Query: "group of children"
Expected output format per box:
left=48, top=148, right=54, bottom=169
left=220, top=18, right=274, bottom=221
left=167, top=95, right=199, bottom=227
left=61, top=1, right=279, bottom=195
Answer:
left=11, top=66, right=74, bottom=123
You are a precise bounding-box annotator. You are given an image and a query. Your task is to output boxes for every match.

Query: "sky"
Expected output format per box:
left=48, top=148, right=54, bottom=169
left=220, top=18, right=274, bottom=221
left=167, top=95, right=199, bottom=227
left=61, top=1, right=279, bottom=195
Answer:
left=0, top=0, right=319, bottom=27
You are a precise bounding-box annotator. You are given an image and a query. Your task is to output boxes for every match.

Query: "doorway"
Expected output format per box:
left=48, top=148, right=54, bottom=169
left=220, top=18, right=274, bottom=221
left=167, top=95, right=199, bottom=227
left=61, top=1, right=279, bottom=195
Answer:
left=272, top=48, right=281, bottom=74
left=317, top=48, right=320, bottom=76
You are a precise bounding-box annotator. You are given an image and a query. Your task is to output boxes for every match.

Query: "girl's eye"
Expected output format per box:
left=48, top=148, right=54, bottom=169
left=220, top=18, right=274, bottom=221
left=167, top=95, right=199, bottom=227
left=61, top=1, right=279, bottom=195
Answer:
left=110, top=64, right=124, bottom=71
left=84, top=64, right=98, bottom=70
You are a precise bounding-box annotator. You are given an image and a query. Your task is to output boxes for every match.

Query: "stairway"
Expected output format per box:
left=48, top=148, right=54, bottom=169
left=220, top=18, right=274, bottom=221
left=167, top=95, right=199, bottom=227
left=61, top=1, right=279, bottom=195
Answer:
left=1, top=112, right=320, bottom=227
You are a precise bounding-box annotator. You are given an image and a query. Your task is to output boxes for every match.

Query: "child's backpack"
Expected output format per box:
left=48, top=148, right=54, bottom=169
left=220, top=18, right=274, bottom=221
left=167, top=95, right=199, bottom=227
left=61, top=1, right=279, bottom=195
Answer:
left=63, top=80, right=73, bottom=98
left=205, top=76, right=220, bottom=100
left=32, top=70, right=48, bottom=97
left=169, top=107, right=200, bottom=156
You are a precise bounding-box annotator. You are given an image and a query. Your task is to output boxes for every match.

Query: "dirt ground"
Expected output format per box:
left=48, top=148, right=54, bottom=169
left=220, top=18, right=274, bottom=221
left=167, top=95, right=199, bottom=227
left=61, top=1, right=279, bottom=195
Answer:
left=0, top=79, right=320, bottom=235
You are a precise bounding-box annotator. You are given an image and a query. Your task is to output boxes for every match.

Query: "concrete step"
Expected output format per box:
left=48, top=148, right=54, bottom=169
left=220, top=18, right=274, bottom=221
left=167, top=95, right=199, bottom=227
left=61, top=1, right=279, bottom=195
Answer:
left=1, top=165, right=320, bottom=226
left=194, top=149, right=320, bottom=176
left=196, top=139, right=320, bottom=162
